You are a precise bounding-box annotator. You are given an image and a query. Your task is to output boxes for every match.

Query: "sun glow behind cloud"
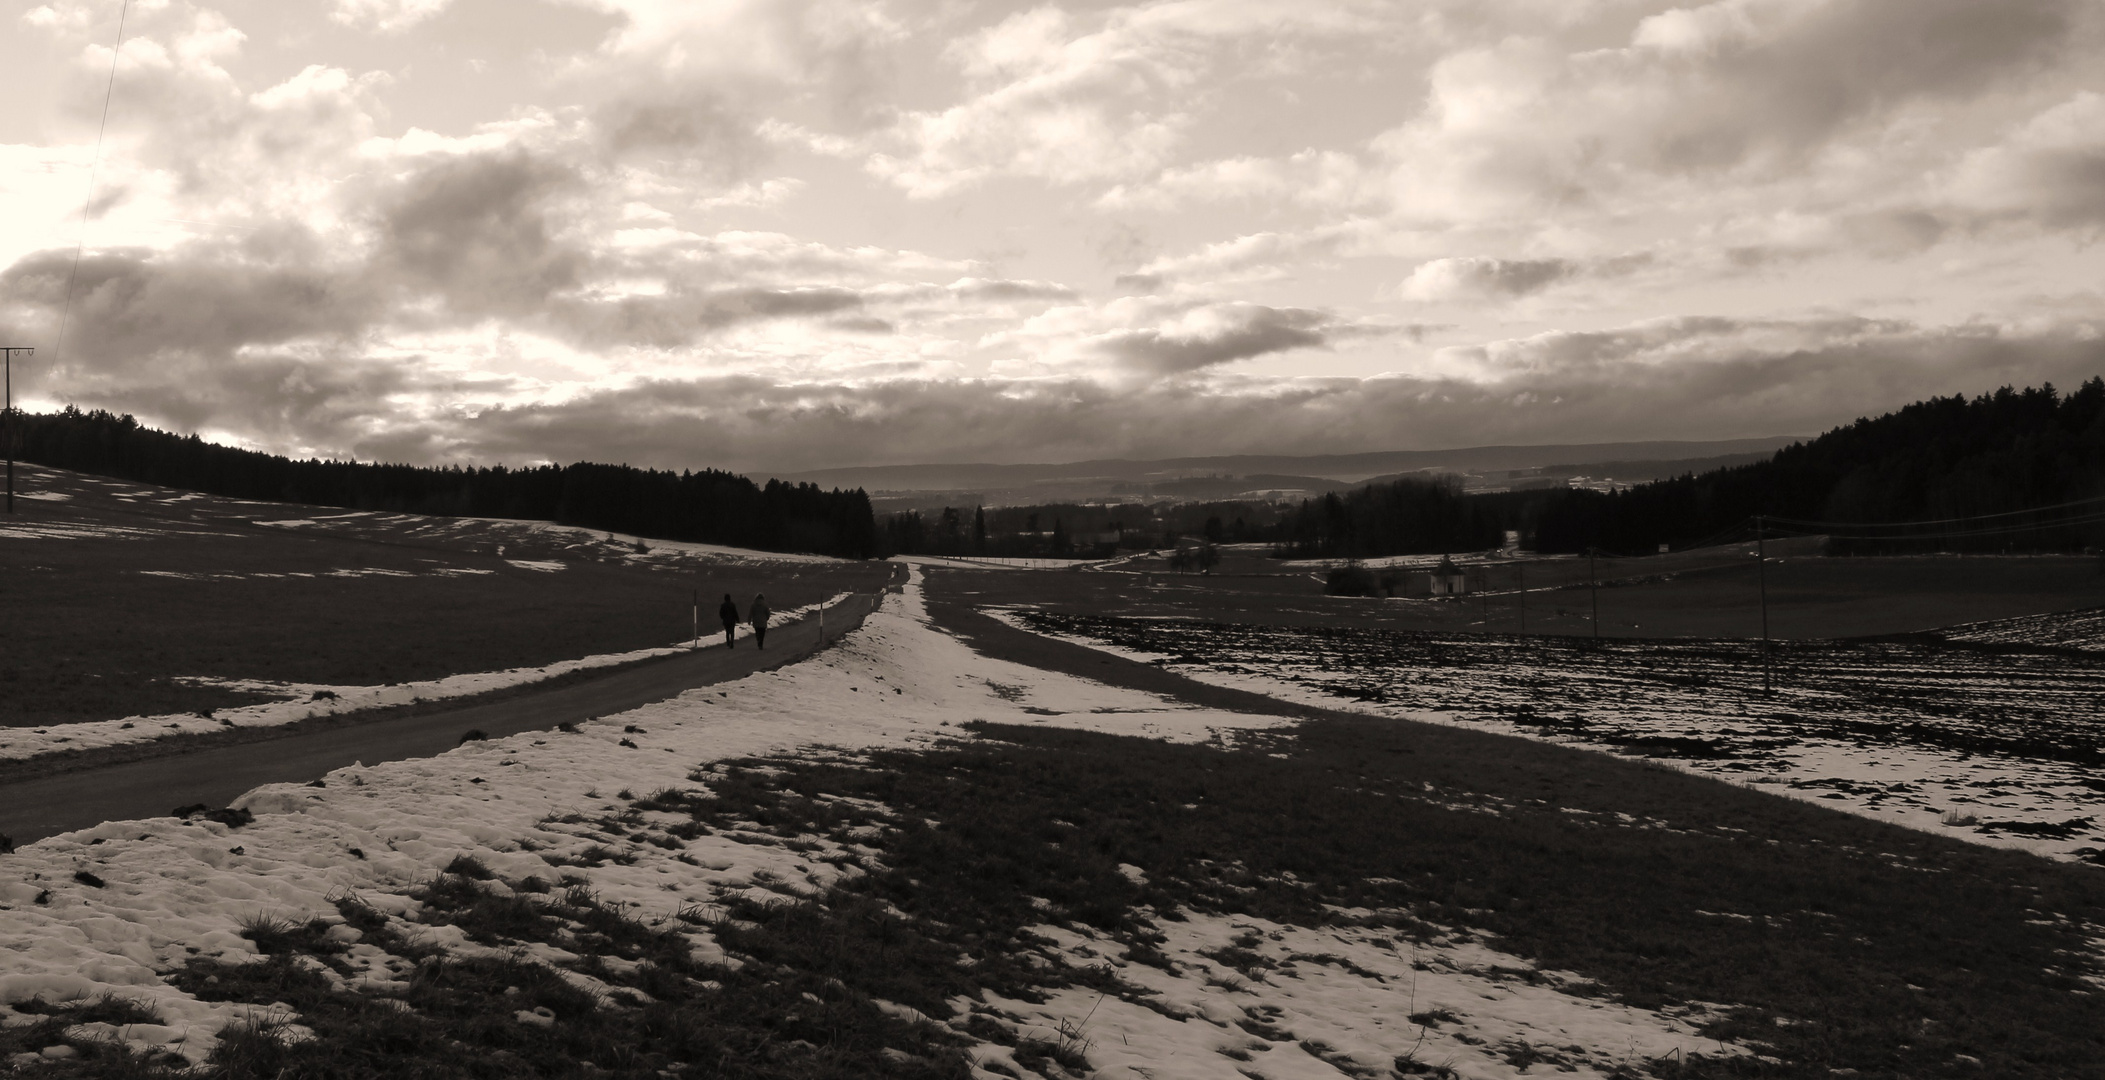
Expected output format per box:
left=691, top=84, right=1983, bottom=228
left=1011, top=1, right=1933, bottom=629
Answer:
left=1, top=0, right=2101, bottom=474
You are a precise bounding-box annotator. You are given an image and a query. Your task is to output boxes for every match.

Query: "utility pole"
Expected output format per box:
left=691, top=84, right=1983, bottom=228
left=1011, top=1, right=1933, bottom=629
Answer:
left=1756, top=515, right=1771, bottom=695
left=1588, top=547, right=1599, bottom=642
left=2, top=347, right=29, bottom=514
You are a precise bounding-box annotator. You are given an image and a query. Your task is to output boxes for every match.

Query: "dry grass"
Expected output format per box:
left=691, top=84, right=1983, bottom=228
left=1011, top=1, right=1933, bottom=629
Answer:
left=0, top=467, right=887, bottom=726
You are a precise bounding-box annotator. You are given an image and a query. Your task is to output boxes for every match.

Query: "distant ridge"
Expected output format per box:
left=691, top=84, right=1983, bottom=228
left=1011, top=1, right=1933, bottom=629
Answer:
left=775, top=437, right=1803, bottom=492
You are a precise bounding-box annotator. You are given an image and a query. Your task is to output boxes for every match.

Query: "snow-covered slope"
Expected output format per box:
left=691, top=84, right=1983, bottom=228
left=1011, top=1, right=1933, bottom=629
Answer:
left=0, top=574, right=1732, bottom=1077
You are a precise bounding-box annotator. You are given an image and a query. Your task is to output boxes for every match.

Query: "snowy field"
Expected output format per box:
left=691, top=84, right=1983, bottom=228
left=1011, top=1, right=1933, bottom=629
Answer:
left=0, top=594, right=850, bottom=765
left=5, top=463, right=853, bottom=572
left=1936, top=606, right=2105, bottom=651
left=1002, top=609, right=2105, bottom=866
left=0, top=574, right=1743, bottom=1077
left=270, top=516, right=849, bottom=569
left=899, top=555, right=1107, bottom=571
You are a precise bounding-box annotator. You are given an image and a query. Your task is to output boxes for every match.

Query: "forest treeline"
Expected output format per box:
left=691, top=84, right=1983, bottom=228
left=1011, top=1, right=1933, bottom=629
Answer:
left=10, top=408, right=878, bottom=558
left=1529, top=378, right=2105, bottom=554
left=1281, top=378, right=2105, bottom=558
left=880, top=499, right=1291, bottom=557
left=22, top=378, right=2091, bottom=563
left=881, top=379, right=2105, bottom=560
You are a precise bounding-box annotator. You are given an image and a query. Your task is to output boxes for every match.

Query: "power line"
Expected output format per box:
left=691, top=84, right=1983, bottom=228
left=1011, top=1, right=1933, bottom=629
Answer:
left=1761, top=510, right=2105, bottom=544
left=53, top=0, right=133, bottom=365
left=1611, top=495, right=2105, bottom=556
left=1764, top=492, right=2105, bottom=531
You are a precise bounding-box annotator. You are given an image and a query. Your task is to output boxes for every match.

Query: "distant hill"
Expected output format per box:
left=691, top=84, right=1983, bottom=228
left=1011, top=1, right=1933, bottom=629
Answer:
left=12, top=407, right=879, bottom=558
left=780, top=437, right=1802, bottom=506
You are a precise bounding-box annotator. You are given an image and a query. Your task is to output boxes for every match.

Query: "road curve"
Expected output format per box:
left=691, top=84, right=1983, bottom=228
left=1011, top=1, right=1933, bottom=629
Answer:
left=2, top=591, right=887, bottom=847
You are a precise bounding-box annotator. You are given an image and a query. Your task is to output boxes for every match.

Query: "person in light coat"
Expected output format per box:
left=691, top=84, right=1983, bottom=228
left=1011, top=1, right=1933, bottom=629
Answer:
left=749, top=594, right=771, bottom=649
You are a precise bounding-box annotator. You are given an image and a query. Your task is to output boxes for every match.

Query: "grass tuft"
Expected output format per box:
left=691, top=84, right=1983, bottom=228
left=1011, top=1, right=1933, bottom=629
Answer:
left=441, top=854, right=496, bottom=880
left=171, top=866, right=976, bottom=1079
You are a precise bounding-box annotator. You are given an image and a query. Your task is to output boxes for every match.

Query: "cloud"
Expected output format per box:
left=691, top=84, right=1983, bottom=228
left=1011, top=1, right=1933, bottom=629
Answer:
left=947, top=278, right=1077, bottom=303
left=1834, top=209, right=1951, bottom=257
left=371, top=150, right=588, bottom=320
left=866, top=2, right=1381, bottom=197
left=11, top=0, right=2104, bottom=482
left=989, top=295, right=1374, bottom=378
left=1096, top=303, right=1333, bottom=375
left=0, top=244, right=435, bottom=458
left=10, top=233, right=2100, bottom=477
left=695, top=178, right=806, bottom=209
left=1951, top=91, right=2105, bottom=230
left=572, top=0, right=909, bottom=166
left=1096, top=149, right=1373, bottom=211
left=596, top=90, right=766, bottom=179
left=586, top=0, right=904, bottom=88
left=549, top=286, right=867, bottom=350
left=198, top=313, right=2104, bottom=475
left=330, top=0, right=452, bottom=33
left=1442, top=314, right=1919, bottom=379
left=0, top=246, right=376, bottom=371
left=1121, top=226, right=1365, bottom=289
left=1624, top=0, right=2074, bottom=168
left=1396, top=252, right=1667, bottom=303
left=1400, top=257, right=1575, bottom=302
left=1370, top=0, right=2082, bottom=222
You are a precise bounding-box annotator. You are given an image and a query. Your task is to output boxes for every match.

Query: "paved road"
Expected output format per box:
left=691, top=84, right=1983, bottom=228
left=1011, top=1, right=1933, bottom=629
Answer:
left=2, top=591, right=887, bottom=846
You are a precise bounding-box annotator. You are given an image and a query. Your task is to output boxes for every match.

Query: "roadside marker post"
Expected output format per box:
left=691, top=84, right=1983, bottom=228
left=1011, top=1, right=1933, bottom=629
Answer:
left=691, top=589, right=699, bottom=648
left=1588, top=547, right=1599, bottom=642
left=2, top=347, right=29, bottom=515
left=1756, top=515, right=1771, bottom=695
left=1517, top=560, right=1526, bottom=634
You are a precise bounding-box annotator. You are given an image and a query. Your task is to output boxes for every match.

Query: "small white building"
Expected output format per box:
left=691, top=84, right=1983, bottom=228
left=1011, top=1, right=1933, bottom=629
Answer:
left=1407, top=555, right=1469, bottom=597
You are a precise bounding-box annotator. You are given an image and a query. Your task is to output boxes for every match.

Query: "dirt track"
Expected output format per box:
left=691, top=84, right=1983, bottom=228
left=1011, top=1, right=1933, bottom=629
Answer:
left=921, top=579, right=1342, bottom=723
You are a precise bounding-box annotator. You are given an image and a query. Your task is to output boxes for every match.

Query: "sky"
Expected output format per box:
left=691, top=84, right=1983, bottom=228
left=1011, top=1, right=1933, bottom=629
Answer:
left=1, top=0, right=2102, bottom=475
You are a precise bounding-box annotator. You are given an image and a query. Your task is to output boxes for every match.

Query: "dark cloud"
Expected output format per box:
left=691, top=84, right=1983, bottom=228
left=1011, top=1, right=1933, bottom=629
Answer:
left=1096, top=305, right=1331, bottom=375
left=597, top=91, right=765, bottom=180
left=335, top=319, right=2104, bottom=474
left=1952, top=92, right=2105, bottom=231
left=2014, top=149, right=2105, bottom=229
left=0, top=249, right=436, bottom=454
left=371, top=149, right=586, bottom=319
left=1400, top=253, right=1663, bottom=302
left=1840, top=210, right=1950, bottom=256
left=950, top=278, right=1077, bottom=302
left=246, top=315, right=2088, bottom=475
left=1645, top=0, right=2077, bottom=171
left=1403, top=257, right=1572, bottom=301
left=72, top=350, right=428, bottom=454
left=11, top=296, right=2100, bottom=476
left=0, top=246, right=378, bottom=373
left=548, top=286, right=865, bottom=349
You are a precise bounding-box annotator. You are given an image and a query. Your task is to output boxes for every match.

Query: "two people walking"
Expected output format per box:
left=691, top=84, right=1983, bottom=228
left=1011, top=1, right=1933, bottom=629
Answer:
left=717, top=593, right=770, bottom=649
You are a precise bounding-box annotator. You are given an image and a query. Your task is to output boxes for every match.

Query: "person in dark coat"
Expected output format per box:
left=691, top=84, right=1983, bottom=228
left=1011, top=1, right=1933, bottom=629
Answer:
left=749, top=594, right=771, bottom=649
left=718, top=594, right=740, bottom=648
